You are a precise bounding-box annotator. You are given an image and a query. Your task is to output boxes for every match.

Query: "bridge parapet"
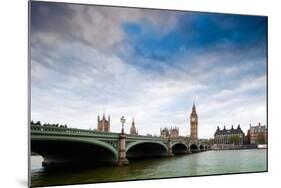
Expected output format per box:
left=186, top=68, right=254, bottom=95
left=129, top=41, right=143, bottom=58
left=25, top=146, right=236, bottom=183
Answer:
left=126, top=134, right=168, bottom=142
left=170, top=137, right=188, bottom=142
left=31, top=125, right=120, bottom=138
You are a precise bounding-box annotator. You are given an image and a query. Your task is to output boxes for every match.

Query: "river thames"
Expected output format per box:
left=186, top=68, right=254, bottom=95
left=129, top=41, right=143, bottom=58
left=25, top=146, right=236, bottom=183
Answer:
left=31, top=149, right=267, bottom=187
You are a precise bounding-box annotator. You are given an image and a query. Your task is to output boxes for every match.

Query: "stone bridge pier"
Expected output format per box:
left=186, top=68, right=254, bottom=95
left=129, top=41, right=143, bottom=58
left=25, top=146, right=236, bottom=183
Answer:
left=168, top=139, right=174, bottom=157
left=117, top=133, right=129, bottom=165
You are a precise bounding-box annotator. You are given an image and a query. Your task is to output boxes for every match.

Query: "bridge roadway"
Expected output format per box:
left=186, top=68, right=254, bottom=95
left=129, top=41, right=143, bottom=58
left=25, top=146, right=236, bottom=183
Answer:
left=30, top=125, right=209, bottom=168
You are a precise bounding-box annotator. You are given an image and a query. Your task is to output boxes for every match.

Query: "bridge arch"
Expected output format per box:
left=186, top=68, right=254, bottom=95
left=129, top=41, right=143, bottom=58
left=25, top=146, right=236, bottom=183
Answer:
left=189, top=144, right=199, bottom=153
left=126, top=141, right=168, bottom=159
left=199, top=144, right=204, bottom=151
left=31, top=136, right=118, bottom=167
left=171, top=142, right=189, bottom=155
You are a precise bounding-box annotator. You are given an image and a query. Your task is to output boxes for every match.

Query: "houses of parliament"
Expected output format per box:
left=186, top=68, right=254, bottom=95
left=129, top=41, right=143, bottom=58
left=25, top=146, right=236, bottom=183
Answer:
left=160, top=103, right=198, bottom=141
left=96, top=103, right=198, bottom=139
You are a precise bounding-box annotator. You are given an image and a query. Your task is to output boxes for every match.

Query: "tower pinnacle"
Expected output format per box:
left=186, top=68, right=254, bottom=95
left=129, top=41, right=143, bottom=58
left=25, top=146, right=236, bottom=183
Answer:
left=192, top=101, right=196, bottom=112
left=130, top=117, right=137, bottom=135
left=97, top=113, right=110, bottom=132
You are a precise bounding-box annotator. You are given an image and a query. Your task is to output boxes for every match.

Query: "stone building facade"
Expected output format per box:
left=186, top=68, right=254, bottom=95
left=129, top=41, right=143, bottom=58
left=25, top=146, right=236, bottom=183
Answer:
left=160, top=127, right=170, bottom=138
left=97, top=114, right=110, bottom=132
left=247, top=123, right=267, bottom=144
left=214, top=125, right=245, bottom=145
left=170, top=127, right=179, bottom=138
left=160, top=127, right=179, bottom=138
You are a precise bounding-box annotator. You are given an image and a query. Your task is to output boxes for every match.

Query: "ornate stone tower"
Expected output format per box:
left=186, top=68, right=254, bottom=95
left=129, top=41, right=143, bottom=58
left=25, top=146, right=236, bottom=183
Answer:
left=160, top=127, right=170, bottom=138
left=97, top=114, right=110, bottom=132
left=170, top=127, right=179, bottom=138
left=130, top=117, right=138, bottom=135
left=190, top=102, right=198, bottom=141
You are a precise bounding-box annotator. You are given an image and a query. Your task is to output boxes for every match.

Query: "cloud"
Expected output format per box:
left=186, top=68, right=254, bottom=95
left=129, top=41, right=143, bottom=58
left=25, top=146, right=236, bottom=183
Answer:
left=31, top=2, right=180, bottom=51
left=30, top=2, right=267, bottom=138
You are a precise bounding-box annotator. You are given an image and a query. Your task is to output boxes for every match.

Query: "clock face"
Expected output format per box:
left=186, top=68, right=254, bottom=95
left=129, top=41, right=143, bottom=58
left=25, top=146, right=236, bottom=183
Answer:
left=191, top=117, right=196, bottom=122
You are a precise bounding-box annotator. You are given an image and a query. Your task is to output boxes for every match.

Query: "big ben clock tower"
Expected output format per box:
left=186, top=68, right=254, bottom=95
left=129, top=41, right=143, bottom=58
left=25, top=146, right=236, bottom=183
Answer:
left=190, top=102, right=198, bottom=141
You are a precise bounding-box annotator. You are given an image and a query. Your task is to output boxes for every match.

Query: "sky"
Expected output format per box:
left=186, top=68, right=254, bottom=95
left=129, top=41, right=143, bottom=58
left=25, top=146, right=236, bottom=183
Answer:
left=30, top=1, right=267, bottom=138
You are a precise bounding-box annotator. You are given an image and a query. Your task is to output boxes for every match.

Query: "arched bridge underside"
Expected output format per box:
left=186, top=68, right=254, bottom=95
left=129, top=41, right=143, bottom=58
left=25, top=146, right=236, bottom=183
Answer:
left=31, top=137, right=118, bottom=168
left=30, top=125, right=209, bottom=168
left=126, top=141, right=168, bottom=159
left=190, top=144, right=200, bottom=153
left=171, top=143, right=189, bottom=155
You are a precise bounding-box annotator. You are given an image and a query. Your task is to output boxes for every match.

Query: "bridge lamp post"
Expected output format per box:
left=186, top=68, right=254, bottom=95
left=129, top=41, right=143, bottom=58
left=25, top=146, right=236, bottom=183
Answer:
left=120, top=115, right=126, bottom=134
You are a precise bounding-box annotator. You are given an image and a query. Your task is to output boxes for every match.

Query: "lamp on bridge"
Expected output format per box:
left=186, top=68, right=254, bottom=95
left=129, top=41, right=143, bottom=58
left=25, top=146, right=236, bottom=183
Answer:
left=120, top=115, right=126, bottom=134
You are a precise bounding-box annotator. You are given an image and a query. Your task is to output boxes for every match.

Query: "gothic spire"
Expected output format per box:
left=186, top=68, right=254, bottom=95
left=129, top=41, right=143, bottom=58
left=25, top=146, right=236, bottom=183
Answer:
left=192, top=101, right=196, bottom=111
left=130, top=117, right=137, bottom=135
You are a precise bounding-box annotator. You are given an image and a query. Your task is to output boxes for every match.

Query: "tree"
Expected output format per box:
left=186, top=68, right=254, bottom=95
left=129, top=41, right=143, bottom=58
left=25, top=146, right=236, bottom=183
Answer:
left=208, top=139, right=215, bottom=145
left=256, top=133, right=265, bottom=144
left=201, top=139, right=214, bottom=145
left=229, top=135, right=240, bottom=145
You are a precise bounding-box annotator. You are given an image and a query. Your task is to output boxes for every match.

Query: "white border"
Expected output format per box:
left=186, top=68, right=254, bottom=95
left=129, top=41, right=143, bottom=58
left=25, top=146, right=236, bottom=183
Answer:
left=1, top=0, right=280, bottom=188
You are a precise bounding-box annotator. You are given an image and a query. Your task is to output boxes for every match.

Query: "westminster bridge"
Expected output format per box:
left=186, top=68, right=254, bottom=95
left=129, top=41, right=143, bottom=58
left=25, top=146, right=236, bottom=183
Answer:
left=31, top=125, right=209, bottom=168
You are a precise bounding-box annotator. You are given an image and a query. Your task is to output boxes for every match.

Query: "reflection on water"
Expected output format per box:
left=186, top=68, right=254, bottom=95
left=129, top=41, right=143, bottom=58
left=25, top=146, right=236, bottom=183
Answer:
left=31, top=149, right=267, bottom=187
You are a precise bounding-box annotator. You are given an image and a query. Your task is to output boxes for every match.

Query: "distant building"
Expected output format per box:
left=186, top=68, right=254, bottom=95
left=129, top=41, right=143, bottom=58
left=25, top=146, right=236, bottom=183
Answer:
left=130, top=117, right=138, bottom=135
left=97, top=114, right=110, bottom=132
left=243, top=135, right=250, bottom=144
left=160, top=127, right=170, bottom=138
left=214, top=125, right=245, bottom=145
left=160, top=127, right=179, bottom=138
left=190, top=102, right=198, bottom=141
left=170, top=127, right=179, bottom=138
left=247, top=123, right=267, bottom=144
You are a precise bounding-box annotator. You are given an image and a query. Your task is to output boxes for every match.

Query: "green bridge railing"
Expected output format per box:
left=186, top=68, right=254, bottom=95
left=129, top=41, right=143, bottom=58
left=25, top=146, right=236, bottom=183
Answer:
left=31, top=125, right=120, bottom=137
left=30, top=125, right=192, bottom=143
